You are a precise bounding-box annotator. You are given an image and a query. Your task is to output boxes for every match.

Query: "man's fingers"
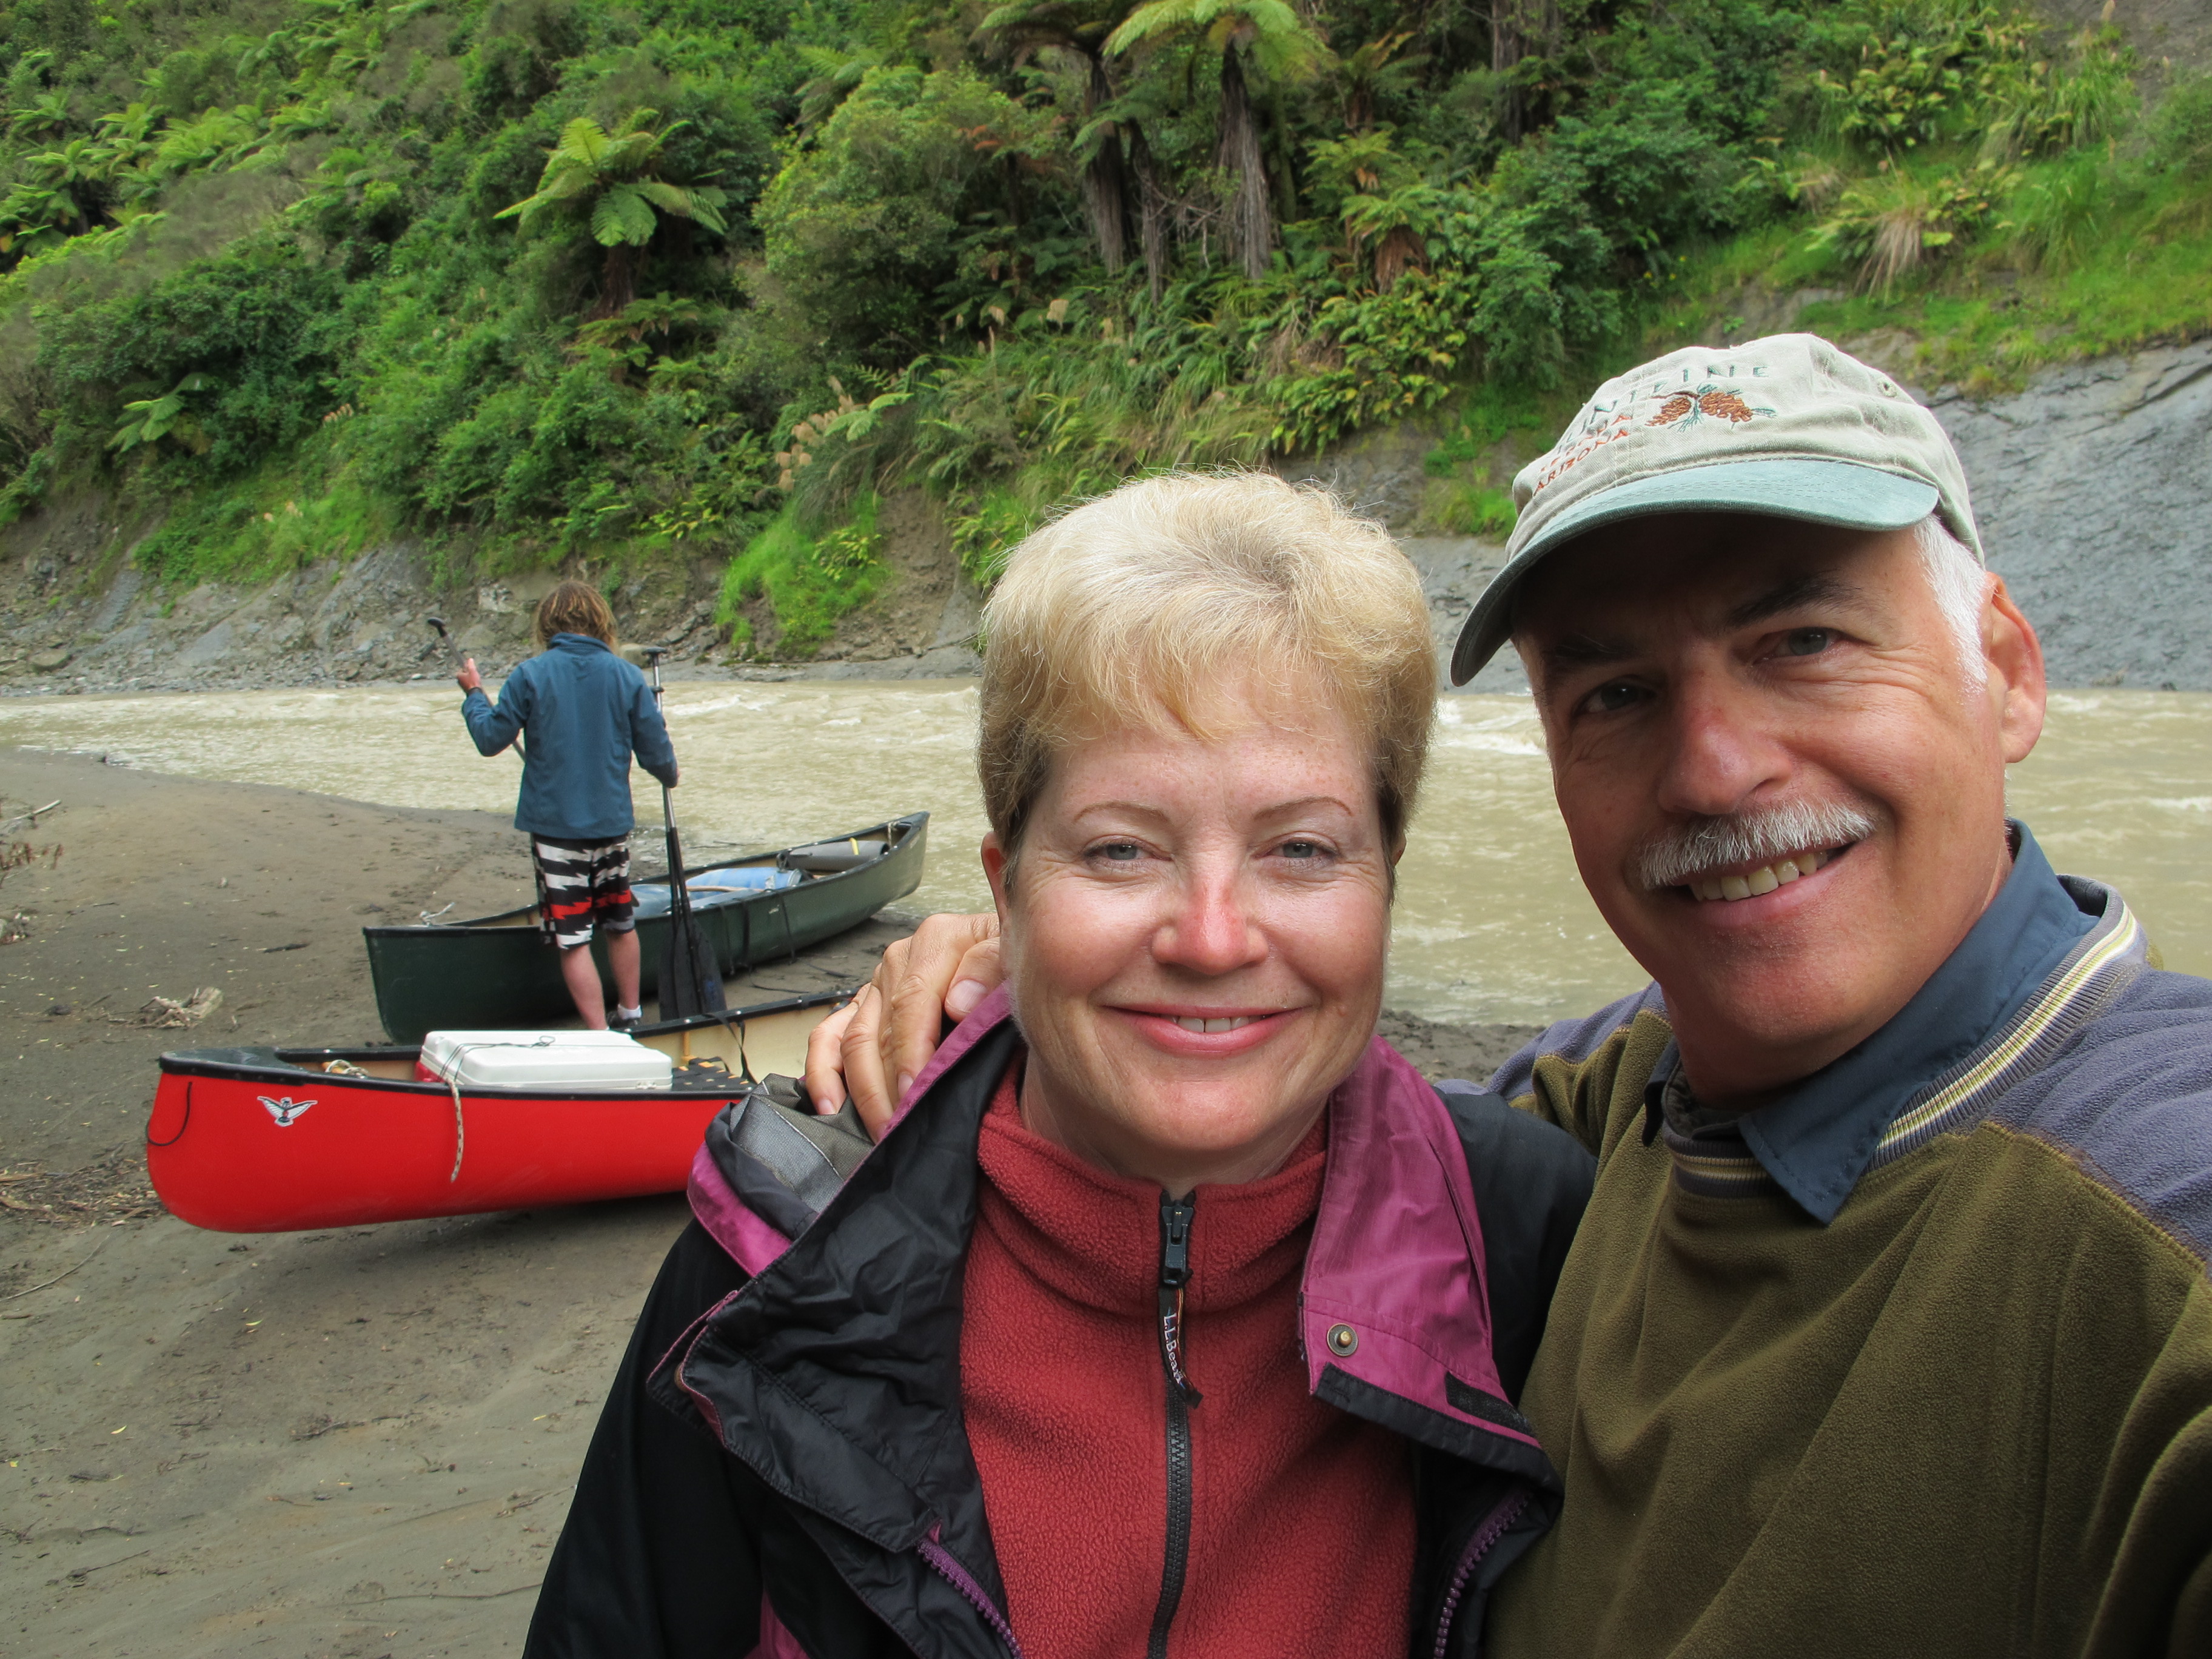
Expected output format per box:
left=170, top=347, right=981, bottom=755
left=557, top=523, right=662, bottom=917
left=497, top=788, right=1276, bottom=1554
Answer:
left=876, top=912, right=1000, bottom=1005
left=839, top=985, right=899, bottom=1139
left=944, top=937, right=1004, bottom=1022
left=883, top=913, right=1002, bottom=1103
left=802, top=997, right=859, bottom=1116
left=803, top=916, right=1004, bottom=1140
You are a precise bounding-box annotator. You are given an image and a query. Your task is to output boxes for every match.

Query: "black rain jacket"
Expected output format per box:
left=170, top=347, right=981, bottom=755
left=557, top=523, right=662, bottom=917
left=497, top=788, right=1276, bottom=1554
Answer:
left=526, top=997, right=1594, bottom=1659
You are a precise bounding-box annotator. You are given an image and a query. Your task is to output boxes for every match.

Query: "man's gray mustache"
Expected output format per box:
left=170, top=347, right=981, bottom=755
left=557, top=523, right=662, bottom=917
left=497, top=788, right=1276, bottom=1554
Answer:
left=1638, top=800, right=1879, bottom=890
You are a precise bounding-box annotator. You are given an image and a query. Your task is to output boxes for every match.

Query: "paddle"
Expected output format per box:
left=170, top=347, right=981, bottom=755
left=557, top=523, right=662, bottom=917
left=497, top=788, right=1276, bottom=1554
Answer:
left=437, top=616, right=524, bottom=755
left=643, top=648, right=725, bottom=1020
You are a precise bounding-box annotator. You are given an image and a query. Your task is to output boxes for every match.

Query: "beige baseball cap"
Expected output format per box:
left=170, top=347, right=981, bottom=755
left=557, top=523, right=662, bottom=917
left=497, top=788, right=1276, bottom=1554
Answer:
left=1449, top=333, right=1985, bottom=684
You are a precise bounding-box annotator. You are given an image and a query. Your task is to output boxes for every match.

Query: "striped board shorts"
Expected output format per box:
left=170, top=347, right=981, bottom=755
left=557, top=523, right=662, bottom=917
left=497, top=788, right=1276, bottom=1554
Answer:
left=531, top=836, right=637, bottom=949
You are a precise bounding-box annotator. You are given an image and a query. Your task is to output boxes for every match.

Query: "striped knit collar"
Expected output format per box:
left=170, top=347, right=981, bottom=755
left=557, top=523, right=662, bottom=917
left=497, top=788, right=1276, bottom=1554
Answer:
left=1643, top=823, right=2148, bottom=1221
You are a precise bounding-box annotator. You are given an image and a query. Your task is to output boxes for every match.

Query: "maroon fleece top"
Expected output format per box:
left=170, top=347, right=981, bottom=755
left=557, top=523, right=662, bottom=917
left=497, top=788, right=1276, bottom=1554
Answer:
left=960, top=1069, right=1416, bottom=1658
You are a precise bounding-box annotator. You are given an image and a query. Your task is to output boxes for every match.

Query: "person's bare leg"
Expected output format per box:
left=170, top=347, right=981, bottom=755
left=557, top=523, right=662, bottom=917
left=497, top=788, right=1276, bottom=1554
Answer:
left=605, top=927, right=642, bottom=1013
left=560, top=940, right=608, bottom=1028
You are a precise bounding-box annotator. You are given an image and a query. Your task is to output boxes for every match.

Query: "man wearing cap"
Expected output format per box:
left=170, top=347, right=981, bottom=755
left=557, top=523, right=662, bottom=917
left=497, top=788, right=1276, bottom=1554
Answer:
left=805, top=333, right=2212, bottom=1656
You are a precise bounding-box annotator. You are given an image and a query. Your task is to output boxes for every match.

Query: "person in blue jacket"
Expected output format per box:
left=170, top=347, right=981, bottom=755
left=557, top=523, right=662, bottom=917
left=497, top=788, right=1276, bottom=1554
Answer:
left=457, top=580, right=679, bottom=1030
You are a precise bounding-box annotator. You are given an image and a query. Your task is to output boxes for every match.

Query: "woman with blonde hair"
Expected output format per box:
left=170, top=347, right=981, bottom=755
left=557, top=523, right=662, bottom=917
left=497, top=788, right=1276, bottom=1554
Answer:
left=527, top=474, right=1591, bottom=1658
left=458, top=579, right=680, bottom=1029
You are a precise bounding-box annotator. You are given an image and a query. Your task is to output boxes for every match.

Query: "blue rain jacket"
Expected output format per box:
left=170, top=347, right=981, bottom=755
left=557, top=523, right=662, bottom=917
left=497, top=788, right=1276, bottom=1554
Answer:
left=461, top=633, right=679, bottom=842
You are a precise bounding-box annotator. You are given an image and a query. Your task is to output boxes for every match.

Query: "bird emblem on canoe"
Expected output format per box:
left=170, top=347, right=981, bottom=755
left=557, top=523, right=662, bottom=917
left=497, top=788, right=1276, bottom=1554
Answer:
left=258, top=1095, right=315, bottom=1127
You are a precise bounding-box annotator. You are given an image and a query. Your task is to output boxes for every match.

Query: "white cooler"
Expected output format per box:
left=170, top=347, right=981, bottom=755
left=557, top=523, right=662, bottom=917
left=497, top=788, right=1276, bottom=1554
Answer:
left=417, top=1030, right=674, bottom=1091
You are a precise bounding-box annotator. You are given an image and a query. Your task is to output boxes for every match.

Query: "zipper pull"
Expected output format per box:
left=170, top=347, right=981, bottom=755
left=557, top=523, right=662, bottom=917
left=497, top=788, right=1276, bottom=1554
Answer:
left=1157, top=1191, right=1202, bottom=1406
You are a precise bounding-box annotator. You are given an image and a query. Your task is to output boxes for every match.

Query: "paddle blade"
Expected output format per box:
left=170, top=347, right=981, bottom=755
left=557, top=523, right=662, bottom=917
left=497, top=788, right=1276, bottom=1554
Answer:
left=659, top=910, right=725, bottom=1019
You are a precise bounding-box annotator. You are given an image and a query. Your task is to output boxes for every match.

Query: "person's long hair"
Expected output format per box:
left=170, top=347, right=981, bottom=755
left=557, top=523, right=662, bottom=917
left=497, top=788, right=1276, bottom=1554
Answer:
left=534, top=581, right=617, bottom=649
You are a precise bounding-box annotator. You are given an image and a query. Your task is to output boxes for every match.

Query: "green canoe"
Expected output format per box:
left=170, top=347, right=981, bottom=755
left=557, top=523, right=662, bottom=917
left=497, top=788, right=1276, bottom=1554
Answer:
left=362, top=813, right=928, bottom=1043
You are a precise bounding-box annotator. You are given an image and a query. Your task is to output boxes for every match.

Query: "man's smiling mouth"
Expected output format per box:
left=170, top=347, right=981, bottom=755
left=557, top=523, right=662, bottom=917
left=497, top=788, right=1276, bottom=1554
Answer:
left=1638, top=799, right=1879, bottom=898
left=1683, top=843, right=1852, bottom=903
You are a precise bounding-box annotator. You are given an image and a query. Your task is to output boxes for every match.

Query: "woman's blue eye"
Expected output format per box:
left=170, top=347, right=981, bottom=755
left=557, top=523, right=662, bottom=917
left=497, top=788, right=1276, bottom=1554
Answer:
left=1781, top=628, right=1833, bottom=657
left=1094, top=842, right=1142, bottom=861
left=1279, top=840, right=1323, bottom=859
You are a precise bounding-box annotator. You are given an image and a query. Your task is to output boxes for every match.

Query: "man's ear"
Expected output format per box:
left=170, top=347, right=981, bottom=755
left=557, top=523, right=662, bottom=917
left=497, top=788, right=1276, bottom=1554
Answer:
left=1983, top=574, right=2046, bottom=763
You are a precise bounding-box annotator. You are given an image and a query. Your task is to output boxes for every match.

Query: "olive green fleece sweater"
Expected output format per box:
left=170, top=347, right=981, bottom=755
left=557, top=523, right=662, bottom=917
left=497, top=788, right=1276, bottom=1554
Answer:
left=1486, top=996, right=2212, bottom=1659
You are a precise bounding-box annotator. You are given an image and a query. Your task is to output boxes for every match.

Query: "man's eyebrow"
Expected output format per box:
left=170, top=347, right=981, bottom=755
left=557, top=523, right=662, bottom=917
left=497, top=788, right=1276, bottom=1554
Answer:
left=1726, top=572, right=1860, bottom=629
left=1541, top=632, right=1631, bottom=673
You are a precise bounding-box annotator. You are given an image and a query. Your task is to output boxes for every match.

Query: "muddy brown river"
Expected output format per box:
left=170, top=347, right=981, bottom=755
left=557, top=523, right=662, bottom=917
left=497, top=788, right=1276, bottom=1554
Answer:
left=1, top=683, right=2205, bottom=1024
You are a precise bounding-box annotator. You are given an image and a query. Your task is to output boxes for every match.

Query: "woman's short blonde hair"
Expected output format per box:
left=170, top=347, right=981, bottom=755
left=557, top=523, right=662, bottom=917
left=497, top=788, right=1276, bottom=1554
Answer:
left=979, top=470, right=1436, bottom=860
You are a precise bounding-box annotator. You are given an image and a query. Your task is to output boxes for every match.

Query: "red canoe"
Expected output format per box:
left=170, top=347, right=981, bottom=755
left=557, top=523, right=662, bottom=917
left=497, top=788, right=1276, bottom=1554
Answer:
left=145, top=991, right=845, bottom=1233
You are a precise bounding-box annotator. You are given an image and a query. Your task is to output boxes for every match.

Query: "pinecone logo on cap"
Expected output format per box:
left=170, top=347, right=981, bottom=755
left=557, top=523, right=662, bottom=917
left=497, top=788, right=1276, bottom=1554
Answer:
left=1648, top=384, right=1773, bottom=427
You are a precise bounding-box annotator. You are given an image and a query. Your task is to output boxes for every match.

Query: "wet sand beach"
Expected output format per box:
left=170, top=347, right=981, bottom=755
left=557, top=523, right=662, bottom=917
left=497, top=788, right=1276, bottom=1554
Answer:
left=0, top=747, right=1533, bottom=1658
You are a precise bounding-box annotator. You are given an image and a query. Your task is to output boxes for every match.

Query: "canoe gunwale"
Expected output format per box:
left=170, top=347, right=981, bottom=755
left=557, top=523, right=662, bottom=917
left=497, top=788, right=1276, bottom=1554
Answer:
left=358, top=812, right=925, bottom=1042
left=155, top=1062, right=735, bottom=1106
left=360, top=813, right=926, bottom=940
left=155, top=987, right=852, bottom=1102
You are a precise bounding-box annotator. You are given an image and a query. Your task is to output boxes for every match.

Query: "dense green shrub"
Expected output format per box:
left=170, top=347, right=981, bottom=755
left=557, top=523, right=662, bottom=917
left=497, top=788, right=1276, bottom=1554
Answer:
left=39, top=238, right=352, bottom=473
left=760, top=65, right=1048, bottom=357
left=0, top=0, right=2200, bottom=640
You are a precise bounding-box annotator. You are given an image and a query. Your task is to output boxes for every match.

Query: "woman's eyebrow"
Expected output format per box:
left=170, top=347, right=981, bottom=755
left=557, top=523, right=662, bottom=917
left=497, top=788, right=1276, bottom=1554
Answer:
left=1068, top=795, right=1356, bottom=823
left=1070, top=800, right=1171, bottom=825
left=1726, top=571, right=1861, bottom=629
left=1253, top=794, right=1358, bottom=821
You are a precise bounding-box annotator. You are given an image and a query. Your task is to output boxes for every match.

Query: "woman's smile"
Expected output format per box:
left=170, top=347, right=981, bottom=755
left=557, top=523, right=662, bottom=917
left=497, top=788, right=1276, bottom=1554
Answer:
left=1113, top=1004, right=1307, bottom=1056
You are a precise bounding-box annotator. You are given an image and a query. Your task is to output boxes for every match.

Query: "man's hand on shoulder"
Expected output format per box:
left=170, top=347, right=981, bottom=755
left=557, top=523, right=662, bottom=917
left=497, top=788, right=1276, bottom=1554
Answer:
left=456, top=657, right=483, bottom=694
left=804, top=912, right=1003, bottom=1139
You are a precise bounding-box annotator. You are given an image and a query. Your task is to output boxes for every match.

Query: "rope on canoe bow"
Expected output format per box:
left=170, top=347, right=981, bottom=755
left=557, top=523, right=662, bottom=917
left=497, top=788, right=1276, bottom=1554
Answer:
left=435, top=1036, right=556, bottom=1183
left=445, top=1069, right=465, bottom=1182
left=146, top=1081, right=192, bottom=1148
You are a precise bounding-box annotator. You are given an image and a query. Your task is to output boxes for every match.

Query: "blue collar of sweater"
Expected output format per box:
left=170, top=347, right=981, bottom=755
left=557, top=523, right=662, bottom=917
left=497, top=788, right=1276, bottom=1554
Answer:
left=1643, top=820, right=2097, bottom=1224
left=549, top=632, right=612, bottom=654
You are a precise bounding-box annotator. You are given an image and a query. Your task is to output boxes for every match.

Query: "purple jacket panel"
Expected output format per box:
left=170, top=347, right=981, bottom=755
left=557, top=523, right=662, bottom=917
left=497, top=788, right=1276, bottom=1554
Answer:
left=1303, top=1034, right=1535, bottom=1452
left=688, top=1145, right=794, bottom=1278
left=748, top=1596, right=808, bottom=1659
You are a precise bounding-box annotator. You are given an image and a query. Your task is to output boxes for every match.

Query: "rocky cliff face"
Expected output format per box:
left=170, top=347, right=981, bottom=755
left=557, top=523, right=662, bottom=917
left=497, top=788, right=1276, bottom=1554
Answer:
left=2, top=338, right=2205, bottom=695
left=1936, top=339, right=2212, bottom=691
left=0, top=490, right=984, bottom=694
